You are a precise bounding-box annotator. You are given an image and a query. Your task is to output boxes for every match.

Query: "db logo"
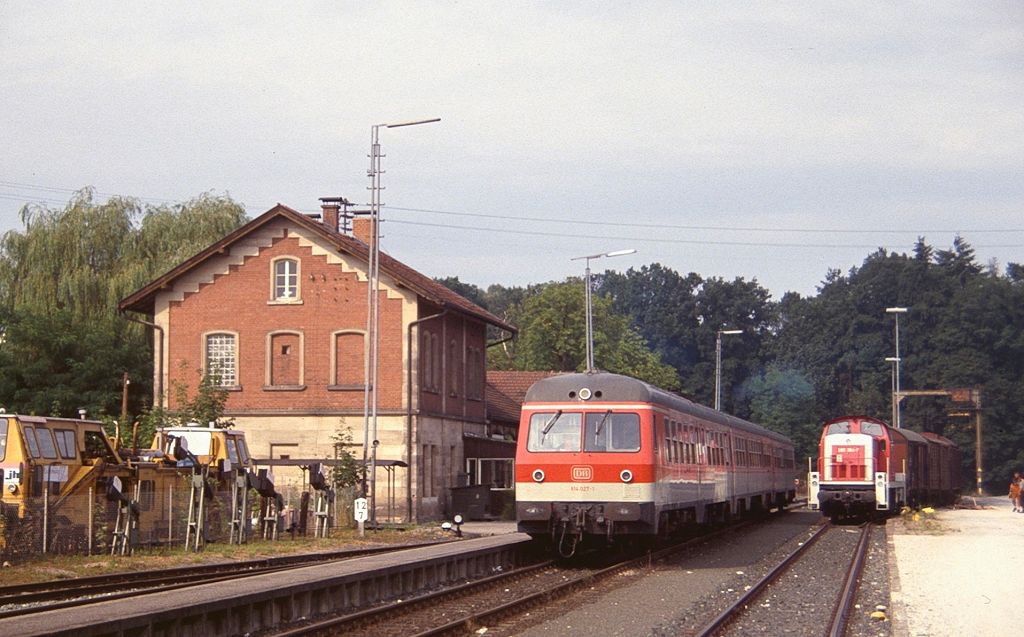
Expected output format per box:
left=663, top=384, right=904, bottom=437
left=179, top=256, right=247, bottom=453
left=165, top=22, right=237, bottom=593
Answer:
left=571, top=466, right=593, bottom=481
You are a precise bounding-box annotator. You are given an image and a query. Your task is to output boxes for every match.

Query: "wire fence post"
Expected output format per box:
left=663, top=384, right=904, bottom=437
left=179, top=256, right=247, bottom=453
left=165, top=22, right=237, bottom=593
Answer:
left=88, top=487, right=94, bottom=556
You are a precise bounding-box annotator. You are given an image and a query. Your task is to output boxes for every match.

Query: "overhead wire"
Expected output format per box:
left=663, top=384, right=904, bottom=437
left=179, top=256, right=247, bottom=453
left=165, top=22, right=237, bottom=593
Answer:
left=1, top=179, right=1022, bottom=250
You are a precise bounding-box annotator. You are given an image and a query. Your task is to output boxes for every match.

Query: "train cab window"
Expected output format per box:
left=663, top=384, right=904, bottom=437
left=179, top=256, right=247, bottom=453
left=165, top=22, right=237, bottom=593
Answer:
left=36, top=428, right=58, bottom=459
left=225, top=438, right=239, bottom=464
left=826, top=420, right=852, bottom=434
left=861, top=422, right=884, bottom=437
left=25, top=426, right=58, bottom=459
left=0, top=419, right=8, bottom=461
left=584, top=412, right=640, bottom=452
left=236, top=437, right=251, bottom=464
left=54, top=429, right=77, bottom=459
left=526, top=412, right=582, bottom=452
left=23, top=425, right=41, bottom=458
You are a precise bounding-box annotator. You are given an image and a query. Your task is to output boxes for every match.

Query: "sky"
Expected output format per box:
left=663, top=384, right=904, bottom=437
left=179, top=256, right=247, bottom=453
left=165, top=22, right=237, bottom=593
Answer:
left=2, top=2, right=1022, bottom=299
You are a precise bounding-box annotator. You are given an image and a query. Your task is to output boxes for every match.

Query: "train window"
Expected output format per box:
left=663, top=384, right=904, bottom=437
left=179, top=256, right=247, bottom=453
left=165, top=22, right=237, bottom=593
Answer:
left=54, top=429, right=77, bottom=459
left=584, top=412, right=640, bottom=452
left=237, top=437, right=251, bottom=464
left=225, top=438, right=239, bottom=464
left=827, top=420, right=852, bottom=434
left=23, top=425, right=41, bottom=458
left=526, top=412, right=582, bottom=452
left=34, top=427, right=58, bottom=459
left=0, top=418, right=7, bottom=461
left=861, top=422, right=884, bottom=437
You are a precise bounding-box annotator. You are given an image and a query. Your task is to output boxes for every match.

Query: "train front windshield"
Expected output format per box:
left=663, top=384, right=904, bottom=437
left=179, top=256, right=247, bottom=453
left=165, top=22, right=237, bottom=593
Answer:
left=526, top=411, right=640, bottom=452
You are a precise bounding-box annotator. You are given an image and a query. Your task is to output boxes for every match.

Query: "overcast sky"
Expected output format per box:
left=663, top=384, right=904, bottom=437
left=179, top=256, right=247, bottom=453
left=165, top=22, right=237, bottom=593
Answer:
left=2, top=2, right=1022, bottom=299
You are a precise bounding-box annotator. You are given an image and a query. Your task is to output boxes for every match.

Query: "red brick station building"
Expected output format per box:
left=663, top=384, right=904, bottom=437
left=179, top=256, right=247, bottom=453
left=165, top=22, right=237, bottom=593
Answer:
left=119, top=200, right=535, bottom=523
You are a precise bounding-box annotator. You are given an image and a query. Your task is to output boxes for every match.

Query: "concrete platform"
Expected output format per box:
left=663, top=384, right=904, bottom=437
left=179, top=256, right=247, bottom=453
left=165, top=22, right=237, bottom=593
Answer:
left=890, top=495, right=1019, bottom=637
left=1, top=533, right=532, bottom=637
left=460, top=520, right=520, bottom=536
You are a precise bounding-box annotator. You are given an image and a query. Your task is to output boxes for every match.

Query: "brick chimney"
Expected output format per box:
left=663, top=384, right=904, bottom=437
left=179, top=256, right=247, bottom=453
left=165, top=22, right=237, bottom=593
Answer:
left=320, top=200, right=340, bottom=232
left=352, top=215, right=377, bottom=246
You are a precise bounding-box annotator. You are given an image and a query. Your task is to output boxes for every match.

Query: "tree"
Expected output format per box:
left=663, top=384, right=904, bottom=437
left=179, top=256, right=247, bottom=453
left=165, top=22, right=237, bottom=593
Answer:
left=0, top=188, right=247, bottom=420
left=507, top=280, right=680, bottom=389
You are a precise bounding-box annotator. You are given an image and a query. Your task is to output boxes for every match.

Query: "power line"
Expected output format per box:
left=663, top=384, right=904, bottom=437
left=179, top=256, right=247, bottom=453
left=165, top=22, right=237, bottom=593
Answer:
left=384, top=205, right=1024, bottom=235
left=383, top=218, right=1024, bottom=250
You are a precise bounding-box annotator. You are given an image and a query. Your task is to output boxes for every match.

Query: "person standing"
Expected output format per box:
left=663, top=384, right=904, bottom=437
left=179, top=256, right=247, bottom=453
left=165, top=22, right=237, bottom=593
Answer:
left=1009, top=472, right=1022, bottom=512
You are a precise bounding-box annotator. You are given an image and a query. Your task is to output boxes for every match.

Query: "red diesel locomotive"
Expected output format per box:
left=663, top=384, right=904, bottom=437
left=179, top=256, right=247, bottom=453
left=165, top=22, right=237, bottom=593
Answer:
left=808, top=415, right=961, bottom=520
left=515, top=372, right=796, bottom=556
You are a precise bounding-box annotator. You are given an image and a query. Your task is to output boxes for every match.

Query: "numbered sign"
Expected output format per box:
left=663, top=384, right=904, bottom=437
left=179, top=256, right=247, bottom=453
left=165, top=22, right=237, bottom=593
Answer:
left=353, top=497, right=368, bottom=523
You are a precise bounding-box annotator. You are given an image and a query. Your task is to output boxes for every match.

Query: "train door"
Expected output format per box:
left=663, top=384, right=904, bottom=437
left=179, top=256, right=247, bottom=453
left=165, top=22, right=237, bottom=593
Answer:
left=725, top=433, right=736, bottom=514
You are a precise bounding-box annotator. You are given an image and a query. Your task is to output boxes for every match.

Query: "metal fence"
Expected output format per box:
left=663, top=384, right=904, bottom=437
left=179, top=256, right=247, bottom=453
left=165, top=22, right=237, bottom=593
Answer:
left=0, top=483, right=361, bottom=561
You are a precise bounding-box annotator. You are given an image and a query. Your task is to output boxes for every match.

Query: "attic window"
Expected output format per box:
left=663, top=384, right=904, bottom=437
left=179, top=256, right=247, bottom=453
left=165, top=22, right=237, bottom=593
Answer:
left=272, top=258, right=299, bottom=301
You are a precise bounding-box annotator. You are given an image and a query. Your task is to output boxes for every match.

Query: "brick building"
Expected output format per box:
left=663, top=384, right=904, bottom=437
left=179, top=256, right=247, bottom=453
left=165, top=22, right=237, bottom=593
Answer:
left=119, top=201, right=516, bottom=522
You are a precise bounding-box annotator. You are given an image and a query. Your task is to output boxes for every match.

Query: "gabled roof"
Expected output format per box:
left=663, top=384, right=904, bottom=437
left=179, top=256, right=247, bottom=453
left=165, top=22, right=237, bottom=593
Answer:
left=485, top=370, right=561, bottom=424
left=118, top=203, right=517, bottom=333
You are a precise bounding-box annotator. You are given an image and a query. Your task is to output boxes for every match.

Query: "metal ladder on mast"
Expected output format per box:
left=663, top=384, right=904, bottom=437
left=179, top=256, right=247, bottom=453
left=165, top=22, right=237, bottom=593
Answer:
left=228, top=469, right=249, bottom=544
left=184, top=467, right=208, bottom=551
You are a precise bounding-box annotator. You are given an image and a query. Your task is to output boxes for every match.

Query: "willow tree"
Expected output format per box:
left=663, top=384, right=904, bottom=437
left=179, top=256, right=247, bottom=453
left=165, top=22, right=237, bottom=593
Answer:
left=0, top=188, right=247, bottom=421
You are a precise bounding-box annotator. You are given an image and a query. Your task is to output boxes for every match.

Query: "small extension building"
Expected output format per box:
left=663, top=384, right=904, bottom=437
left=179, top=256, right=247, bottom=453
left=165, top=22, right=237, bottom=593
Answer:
left=119, top=200, right=516, bottom=523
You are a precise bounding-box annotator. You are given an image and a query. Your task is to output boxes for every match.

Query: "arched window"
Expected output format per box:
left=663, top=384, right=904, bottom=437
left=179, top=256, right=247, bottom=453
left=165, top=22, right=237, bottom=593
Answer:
left=331, top=330, right=366, bottom=388
left=266, top=331, right=303, bottom=388
left=271, top=258, right=300, bottom=302
left=204, top=331, right=238, bottom=387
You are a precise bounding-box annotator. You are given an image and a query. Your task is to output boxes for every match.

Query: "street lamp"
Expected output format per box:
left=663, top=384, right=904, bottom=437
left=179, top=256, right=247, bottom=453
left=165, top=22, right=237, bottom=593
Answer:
left=364, top=117, right=440, bottom=525
left=885, top=307, right=908, bottom=428
left=715, top=329, right=744, bottom=411
left=884, top=357, right=900, bottom=426
left=571, top=249, right=636, bottom=372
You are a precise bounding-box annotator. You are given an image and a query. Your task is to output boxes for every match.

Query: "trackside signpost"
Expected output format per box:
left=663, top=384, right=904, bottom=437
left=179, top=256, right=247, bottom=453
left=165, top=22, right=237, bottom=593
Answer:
left=354, top=497, right=368, bottom=536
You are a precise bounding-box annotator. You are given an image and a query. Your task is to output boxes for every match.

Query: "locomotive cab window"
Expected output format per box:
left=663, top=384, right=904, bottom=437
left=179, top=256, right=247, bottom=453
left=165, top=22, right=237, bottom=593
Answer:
left=54, top=429, right=77, bottom=459
left=225, top=437, right=239, bottom=464
left=861, top=422, right=884, bottom=437
left=584, top=411, right=640, bottom=452
left=826, top=420, right=852, bottom=434
left=526, top=411, right=582, bottom=452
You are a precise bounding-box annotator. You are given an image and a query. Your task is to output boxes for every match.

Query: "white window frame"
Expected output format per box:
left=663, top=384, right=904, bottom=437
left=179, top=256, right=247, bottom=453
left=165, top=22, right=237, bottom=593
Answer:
left=270, top=257, right=301, bottom=303
left=204, top=331, right=239, bottom=388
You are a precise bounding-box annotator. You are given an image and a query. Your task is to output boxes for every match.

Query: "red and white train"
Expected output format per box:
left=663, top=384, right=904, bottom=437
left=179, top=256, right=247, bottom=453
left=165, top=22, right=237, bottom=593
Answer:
left=515, top=372, right=796, bottom=556
left=808, top=415, right=961, bottom=520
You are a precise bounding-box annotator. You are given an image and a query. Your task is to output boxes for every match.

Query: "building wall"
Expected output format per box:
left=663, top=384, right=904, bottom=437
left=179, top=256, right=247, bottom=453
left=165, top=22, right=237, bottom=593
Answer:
left=147, top=218, right=492, bottom=522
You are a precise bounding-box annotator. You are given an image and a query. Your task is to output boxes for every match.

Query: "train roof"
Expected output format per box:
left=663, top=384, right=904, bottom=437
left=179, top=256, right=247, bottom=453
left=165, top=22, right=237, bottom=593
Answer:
left=1, top=414, right=105, bottom=427
left=825, top=415, right=937, bottom=446
left=523, top=372, right=793, bottom=445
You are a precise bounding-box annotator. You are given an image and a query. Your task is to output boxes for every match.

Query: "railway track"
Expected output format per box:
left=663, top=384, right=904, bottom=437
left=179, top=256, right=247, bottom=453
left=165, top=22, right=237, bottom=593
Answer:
left=0, top=540, right=447, bottom=618
left=692, top=521, right=876, bottom=637
left=265, top=521, right=758, bottom=637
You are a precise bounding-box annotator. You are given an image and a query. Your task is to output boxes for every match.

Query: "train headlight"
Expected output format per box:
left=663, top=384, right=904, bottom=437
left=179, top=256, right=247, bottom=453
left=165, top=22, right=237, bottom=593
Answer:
left=532, top=469, right=545, bottom=483
left=6, top=483, right=16, bottom=494
left=579, top=387, right=592, bottom=400
left=620, top=469, right=633, bottom=483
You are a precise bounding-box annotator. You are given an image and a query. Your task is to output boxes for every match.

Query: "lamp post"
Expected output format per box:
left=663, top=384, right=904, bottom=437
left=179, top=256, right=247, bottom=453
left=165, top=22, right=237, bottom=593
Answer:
left=884, top=356, right=900, bottom=426
left=885, top=307, right=908, bottom=428
left=364, top=117, right=440, bottom=525
left=570, top=249, right=636, bottom=371
left=714, top=329, right=743, bottom=411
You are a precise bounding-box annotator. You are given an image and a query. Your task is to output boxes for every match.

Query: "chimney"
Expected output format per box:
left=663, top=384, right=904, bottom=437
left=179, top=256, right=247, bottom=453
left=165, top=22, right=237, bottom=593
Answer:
left=320, top=200, right=341, bottom=232
left=352, top=215, right=377, bottom=246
